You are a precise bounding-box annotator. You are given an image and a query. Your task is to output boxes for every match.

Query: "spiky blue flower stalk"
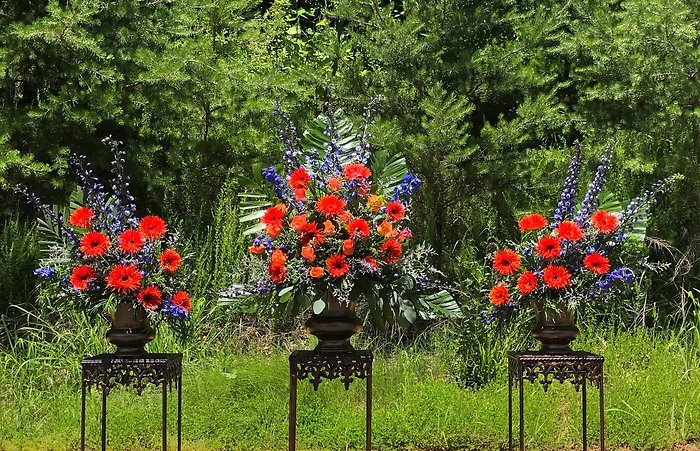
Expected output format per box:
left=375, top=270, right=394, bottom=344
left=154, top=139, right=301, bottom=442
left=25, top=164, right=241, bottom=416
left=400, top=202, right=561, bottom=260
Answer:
left=104, top=137, right=138, bottom=231
left=274, top=102, right=303, bottom=170
left=575, top=144, right=613, bottom=225
left=262, top=166, right=288, bottom=200
left=553, top=142, right=583, bottom=222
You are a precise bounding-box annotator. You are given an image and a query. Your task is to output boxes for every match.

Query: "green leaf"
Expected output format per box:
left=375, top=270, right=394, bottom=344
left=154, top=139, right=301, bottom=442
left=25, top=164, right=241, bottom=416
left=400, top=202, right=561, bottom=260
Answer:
left=312, top=299, right=326, bottom=315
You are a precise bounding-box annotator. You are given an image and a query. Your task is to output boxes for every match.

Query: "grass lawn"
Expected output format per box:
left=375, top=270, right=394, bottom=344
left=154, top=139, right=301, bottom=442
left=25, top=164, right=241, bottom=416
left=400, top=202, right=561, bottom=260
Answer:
left=2, top=329, right=700, bottom=450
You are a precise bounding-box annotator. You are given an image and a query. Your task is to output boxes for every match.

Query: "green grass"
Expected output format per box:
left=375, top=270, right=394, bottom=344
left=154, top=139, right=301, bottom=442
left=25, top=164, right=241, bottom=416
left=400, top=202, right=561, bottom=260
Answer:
left=2, top=328, right=700, bottom=450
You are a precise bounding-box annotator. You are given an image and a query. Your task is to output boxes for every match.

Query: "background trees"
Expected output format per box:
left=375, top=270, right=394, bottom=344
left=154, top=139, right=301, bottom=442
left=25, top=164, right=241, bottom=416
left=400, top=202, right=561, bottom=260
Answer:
left=1, top=0, right=698, bottom=324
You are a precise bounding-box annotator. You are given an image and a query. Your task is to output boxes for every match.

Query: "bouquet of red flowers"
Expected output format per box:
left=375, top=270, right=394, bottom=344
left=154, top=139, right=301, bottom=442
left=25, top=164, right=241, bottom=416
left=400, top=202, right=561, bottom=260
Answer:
left=483, top=143, right=680, bottom=327
left=222, top=105, right=460, bottom=327
left=22, top=138, right=191, bottom=334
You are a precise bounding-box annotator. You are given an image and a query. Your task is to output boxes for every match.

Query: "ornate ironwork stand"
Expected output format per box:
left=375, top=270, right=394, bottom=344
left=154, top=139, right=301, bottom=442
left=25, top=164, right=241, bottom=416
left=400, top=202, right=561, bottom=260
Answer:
left=507, top=351, right=604, bottom=451
left=289, top=350, right=373, bottom=451
left=81, top=353, right=182, bottom=451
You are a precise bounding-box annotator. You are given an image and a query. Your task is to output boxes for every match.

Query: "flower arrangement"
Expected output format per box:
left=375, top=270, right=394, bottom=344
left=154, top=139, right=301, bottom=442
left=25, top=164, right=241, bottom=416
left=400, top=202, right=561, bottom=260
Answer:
left=20, top=138, right=192, bottom=333
left=483, top=143, right=681, bottom=325
left=222, top=104, right=460, bottom=327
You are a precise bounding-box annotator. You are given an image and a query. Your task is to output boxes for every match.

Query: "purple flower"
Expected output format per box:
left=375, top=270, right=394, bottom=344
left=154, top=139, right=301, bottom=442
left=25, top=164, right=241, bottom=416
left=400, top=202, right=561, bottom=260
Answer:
left=262, top=166, right=288, bottom=200
left=392, top=173, right=422, bottom=203
left=34, top=266, right=57, bottom=279
left=553, top=142, right=583, bottom=222
left=575, top=144, right=613, bottom=225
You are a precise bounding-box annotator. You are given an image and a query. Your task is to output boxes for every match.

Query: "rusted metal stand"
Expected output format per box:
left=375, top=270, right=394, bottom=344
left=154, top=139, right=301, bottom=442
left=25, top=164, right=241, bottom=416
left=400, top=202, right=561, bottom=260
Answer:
left=81, top=353, right=182, bottom=451
left=507, top=351, right=604, bottom=451
left=289, top=350, right=373, bottom=451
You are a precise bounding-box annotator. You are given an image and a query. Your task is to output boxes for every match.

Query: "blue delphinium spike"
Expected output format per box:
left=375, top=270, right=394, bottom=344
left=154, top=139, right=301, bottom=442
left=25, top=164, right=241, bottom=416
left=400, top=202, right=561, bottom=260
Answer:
left=553, top=141, right=583, bottom=222
left=575, top=144, right=613, bottom=225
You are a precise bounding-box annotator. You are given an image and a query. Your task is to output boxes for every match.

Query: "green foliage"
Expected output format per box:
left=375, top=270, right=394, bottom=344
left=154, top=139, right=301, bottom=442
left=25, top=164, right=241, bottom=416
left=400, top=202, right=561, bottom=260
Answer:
left=0, top=214, right=39, bottom=316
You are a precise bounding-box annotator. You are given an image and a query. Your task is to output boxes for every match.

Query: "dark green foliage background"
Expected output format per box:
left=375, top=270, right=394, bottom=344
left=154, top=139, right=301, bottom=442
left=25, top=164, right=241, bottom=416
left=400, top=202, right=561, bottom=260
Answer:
left=1, top=0, right=699, bottom=318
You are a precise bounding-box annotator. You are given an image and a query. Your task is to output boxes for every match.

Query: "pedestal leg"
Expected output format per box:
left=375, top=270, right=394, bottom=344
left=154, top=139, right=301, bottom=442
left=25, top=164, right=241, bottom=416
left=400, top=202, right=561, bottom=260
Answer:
left=81, top=377, right=86, bottom=451
left=519, top=374, right=524, bottom=451
left=508, top=371, right=513, bottom=451
left=600, top=368, right=605, bottom=451
left=178, top=374, right=182, bottom=451
left=162, top=382, right=168, bottom=451
left=289, top=363, right=297, bottom=451
left=101, top=386, right=108, bottom=451
left=582, top=376, right=587, bottom=451
left=366, top=363, right=372, bottom=451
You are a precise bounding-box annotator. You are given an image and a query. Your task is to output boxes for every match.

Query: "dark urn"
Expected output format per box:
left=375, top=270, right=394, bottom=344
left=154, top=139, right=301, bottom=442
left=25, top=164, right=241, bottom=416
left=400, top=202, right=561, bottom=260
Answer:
left=106, top=302, right=155, bottom=356
left=531, top=299, right=579, bottom=354
left=305, top=291, right=362, bottom=352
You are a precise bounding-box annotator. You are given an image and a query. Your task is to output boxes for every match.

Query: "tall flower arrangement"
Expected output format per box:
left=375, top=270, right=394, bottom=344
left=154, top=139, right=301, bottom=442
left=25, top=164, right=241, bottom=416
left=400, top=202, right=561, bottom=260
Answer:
left=222, top=104, right=460, bottom=326
left=483, top=143, right=681, bottom=321
left=20, top=138, right=192, bottom=330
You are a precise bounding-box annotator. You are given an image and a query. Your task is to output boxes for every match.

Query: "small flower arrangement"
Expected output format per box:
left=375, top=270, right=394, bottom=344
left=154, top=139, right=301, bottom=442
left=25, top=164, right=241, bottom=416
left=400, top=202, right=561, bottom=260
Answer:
left=483, top=143, right=680, bottom=322
left=222, top=104, right=460, bottom=326
left=21, top=138, right=192, bottom=330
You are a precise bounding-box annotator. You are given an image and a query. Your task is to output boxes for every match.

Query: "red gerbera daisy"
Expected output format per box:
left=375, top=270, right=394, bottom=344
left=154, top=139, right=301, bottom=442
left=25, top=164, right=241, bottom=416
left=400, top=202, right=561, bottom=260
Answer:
left=106, top=264, right=143, bottom=293
left=493, top=249, right=521, bottom=275
left=518, top=213, right=548, bottom=232
left=385, top=201, right=405, bottom=222
left=172, top=291, right=192, bottom=312
left=70, top=265, right=96, bottom=291
left=261, top=204, right=287, bottom=226
left=583, top=252, right=611, bottom=275
left=118, top=229, right=144, bottom=254
left=137, top=286, right=162, bottom=310
left=301, top=222, right=325, bottom=245
left=489, top=282, right=510, bottom=306
left=80, top=231, right=110, bottom=257
left=315, top=195, right=346, bottom=217
left=555, top=220, right=584, bottom=241
left=535, top=236, right=562, bottom=260
left=269, top=262, right=286, bottom=284
left=139, top=216, right=167, bottom=240
left=542, top=265, right=572, bottom=289
left=347, top=218, right=371, bottom=239
left=343, top=163, right=372, bottom=181
left=160, top=249, right=182, bottom=272
left=379, top=239, right=403, bottom=264
left=326, top=254, right=349, bottom=278
left=288, top=168, right=312, bottom=190
left=69, top=207, right=94, bottom=229
left=516, top=271, right=538, bottom=295
left=591, top=210, right=619, bottom=234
